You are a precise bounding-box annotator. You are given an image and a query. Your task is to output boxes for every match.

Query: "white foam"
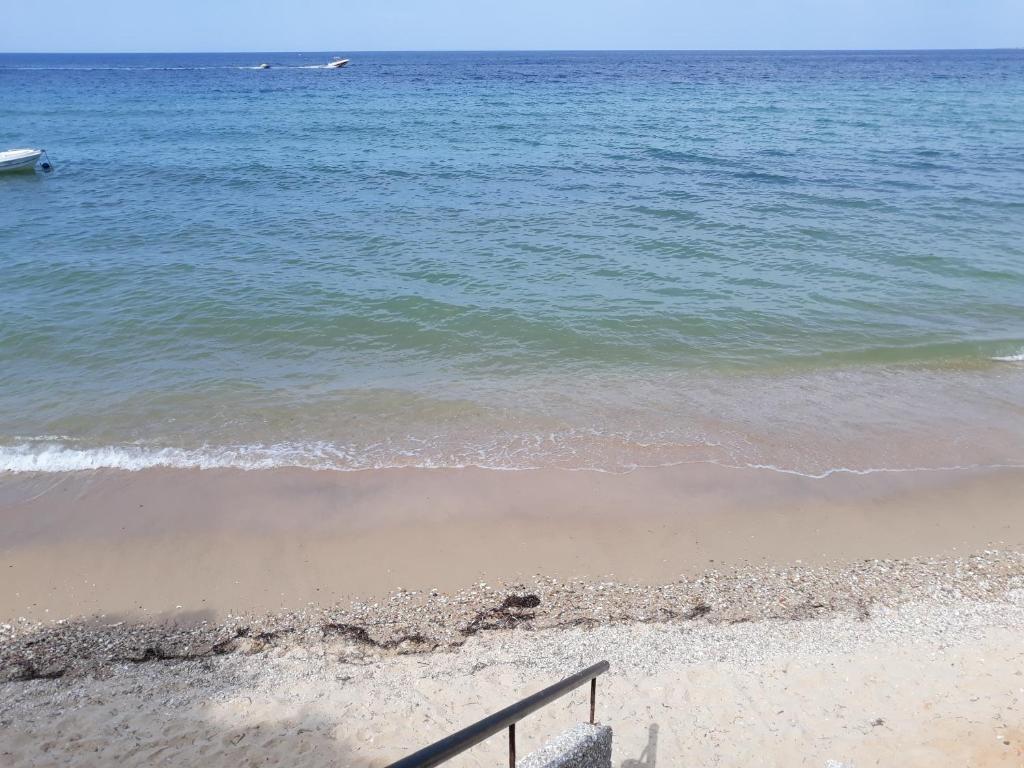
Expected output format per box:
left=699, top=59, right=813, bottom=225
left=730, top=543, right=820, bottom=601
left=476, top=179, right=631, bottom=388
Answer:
left=734, top=461, right=1024, bottom=480
left=992, top=348, right=1024, bottom=362
left=1, top=441, right=1021, bottom=479
left=0, top=441, right=531, bottom=474
left=0, top=444, right=283, bottom=473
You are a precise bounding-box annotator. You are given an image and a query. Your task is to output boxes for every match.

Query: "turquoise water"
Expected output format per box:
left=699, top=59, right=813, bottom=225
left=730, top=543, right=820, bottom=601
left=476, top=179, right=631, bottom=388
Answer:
left=2, top=51, right=1023, bottom=473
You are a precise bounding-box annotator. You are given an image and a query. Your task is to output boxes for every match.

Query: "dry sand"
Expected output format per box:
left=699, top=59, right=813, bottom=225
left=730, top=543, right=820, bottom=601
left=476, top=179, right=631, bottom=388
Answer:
left=2, top=590, right=1023, bottom=767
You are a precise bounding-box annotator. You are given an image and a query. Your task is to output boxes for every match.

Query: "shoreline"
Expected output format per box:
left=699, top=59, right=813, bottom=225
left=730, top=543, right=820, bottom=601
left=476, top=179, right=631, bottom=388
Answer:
left=4, top=362, right=1023, bottom=478
left=2, top=464, right=1024, bottom=622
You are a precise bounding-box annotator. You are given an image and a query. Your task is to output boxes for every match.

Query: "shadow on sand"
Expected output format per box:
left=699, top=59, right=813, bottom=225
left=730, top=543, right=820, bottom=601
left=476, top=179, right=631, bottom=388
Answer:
left=621, top=723, right=658, bottom=768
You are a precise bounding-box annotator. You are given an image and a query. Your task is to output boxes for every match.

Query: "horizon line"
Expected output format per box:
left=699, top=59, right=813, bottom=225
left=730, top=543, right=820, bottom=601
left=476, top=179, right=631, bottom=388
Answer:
left=1, top=46, right=1021, bottom=55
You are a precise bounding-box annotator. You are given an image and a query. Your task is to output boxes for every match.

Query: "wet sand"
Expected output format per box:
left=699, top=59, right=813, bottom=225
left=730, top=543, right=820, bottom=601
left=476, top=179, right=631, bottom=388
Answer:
left=2, top=463, right=1023, bottom=621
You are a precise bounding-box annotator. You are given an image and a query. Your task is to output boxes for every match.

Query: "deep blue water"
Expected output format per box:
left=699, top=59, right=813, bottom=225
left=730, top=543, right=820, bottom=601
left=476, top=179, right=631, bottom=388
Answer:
left=1, top=51, right=1023, bottom=473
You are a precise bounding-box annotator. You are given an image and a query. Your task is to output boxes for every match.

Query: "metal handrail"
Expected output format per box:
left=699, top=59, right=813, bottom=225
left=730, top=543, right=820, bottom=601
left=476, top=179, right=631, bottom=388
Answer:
left=386, top=660, right=610, bottom=768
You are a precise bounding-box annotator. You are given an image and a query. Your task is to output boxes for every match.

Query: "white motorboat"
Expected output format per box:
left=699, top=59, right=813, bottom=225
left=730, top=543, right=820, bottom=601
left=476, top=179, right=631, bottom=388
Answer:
left=0, top=148, right=44, bottom=173
left=326, top=57, right=350, bottom=69
left=257, top=63, right=270, bottom=70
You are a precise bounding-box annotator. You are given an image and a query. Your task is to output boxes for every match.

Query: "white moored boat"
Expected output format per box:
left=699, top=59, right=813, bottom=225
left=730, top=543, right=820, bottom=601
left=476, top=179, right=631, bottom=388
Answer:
left=0, top=148, right=44, bottom=173
left=326, top=57, right=350, bottom=69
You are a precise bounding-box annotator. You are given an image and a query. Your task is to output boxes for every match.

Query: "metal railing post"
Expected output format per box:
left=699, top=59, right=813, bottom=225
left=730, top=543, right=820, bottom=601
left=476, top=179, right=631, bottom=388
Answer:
left=386, top=661, right=609, bottom=768
left=589, top=677, right=596, bottom=724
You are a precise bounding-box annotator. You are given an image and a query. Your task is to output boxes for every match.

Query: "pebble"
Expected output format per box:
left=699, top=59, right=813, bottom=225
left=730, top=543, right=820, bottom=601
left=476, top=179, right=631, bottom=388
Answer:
left=1, top=550, right=1022, bottom=684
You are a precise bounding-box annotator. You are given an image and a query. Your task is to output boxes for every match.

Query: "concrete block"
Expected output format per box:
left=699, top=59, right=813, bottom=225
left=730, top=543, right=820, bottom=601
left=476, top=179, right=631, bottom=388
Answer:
left=520, top=722, right=613, bottom=768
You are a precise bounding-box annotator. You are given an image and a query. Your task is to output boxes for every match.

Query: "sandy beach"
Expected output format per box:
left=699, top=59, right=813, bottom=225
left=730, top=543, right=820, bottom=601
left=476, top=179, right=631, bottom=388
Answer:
left=2, top=464, right=1024, bottom=765
left=2, top=555, right=1024, bottom=766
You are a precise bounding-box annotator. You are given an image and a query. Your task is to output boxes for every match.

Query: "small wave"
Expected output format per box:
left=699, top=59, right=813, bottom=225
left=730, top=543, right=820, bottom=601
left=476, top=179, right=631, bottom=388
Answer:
left=0, top=444, right=290, bottom=473
left=0, top=441, right=539, bottom=474
left=735, top=461, right=1024, bottom=480
left=2, top=441, right=1022, bottom=479
left=992, top=349, right=1024, bottom=362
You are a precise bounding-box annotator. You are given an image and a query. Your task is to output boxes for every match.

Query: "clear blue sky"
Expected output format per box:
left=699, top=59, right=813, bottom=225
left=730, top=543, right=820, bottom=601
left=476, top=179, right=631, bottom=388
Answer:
left=3, top=0, right=1021, bottom=52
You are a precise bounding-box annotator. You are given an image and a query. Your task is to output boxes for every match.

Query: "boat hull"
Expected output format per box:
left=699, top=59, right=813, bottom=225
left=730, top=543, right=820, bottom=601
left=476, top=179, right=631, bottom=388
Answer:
left=0, top=149, right=43, bottom=173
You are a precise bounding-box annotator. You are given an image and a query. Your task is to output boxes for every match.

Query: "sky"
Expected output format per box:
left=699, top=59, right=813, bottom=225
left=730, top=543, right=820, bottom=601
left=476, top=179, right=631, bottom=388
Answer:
left=1, top=0, right=1021, bottom=53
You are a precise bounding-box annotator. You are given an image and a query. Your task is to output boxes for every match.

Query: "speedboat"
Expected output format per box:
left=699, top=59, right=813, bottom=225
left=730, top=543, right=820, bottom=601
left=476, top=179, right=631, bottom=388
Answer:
left=257, top=63, right=270, bottom=69
left=0, top=148, right=44, bottom=173
left=326, top=57, right=350, bottom=69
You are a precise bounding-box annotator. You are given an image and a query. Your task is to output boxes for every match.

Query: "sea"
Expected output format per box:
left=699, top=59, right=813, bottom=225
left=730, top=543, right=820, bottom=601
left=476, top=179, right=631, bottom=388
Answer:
left=1, top=50, right=1023, bottom=476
